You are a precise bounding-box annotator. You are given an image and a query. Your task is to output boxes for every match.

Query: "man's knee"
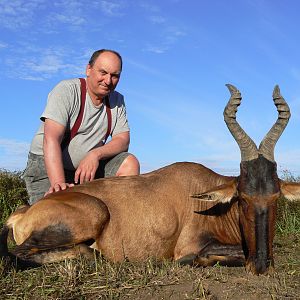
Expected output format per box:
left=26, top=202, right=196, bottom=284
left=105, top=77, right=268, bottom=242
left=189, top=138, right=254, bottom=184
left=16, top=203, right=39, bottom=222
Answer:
left=116, top=154, right=140, bottom=176
left=23, top=153, right=50, bottom=205
left=24, top=175, right=50, bottom=205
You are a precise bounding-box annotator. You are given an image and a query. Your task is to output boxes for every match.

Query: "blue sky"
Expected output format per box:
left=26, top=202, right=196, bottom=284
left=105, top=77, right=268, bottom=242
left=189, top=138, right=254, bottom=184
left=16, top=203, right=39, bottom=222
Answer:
left=0, top=0, right=300, bottom=176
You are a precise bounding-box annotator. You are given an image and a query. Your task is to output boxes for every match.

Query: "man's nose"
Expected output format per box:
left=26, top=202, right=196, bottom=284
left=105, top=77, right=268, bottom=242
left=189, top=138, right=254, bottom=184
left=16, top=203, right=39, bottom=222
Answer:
left=104, top=74, right=112, bottom=85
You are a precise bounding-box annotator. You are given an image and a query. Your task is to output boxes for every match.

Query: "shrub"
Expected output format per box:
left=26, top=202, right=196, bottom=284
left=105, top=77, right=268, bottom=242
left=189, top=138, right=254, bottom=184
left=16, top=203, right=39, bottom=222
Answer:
left=277, top=170, right=300, bottom=234
left=0, top=169, right=28, bottom=227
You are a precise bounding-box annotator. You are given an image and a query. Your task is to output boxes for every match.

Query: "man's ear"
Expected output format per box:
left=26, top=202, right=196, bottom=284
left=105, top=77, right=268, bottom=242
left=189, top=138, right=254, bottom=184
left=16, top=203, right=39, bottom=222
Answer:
left=86, top=64, right=91, bottom=77
left=191, top=180, right=238, bottom=204
left=280, top=180, right=300, bottom=201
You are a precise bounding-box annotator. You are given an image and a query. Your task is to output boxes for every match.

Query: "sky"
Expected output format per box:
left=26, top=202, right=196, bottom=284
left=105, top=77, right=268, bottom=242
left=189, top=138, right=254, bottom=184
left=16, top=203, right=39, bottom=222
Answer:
left=0, top=0, right=300, bottom=176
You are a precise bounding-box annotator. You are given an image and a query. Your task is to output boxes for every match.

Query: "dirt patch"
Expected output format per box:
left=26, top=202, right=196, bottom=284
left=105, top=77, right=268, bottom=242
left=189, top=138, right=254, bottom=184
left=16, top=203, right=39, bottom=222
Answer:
left=128, top=234, right=300, bottom=300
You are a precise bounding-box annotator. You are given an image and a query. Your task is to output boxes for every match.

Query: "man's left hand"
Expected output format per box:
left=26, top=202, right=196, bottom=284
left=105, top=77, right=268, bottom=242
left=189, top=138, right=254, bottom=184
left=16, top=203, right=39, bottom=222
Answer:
left=74, top=150, right=100, bottom=184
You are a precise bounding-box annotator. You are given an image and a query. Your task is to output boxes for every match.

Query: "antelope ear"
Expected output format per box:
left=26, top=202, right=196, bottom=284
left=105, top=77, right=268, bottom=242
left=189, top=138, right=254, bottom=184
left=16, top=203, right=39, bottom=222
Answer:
left=191, top=180, right=238, bottom=204
left=280, top=180, right=300, bottom=201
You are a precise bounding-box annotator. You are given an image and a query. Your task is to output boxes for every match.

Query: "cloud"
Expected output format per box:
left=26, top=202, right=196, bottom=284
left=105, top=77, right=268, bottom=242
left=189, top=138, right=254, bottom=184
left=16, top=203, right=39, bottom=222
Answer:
left=143, top=45, right=169, bottom=54
left=0, top=42, right=8, bottom=49
left=4, top=45, right=87, bottom=80
left=149, top=15, right=166, bottom=24
left=138, top=2, right=161, bottom=13
left=0, top=0, right=45, bottom=30
left=25, top=55, right=64, bottom=73
left=47, top=13, right=86, bottom=26
left=44, top=0, right=88, bottom=30
left=53, top=0, right=83, bottom=10
left=0, top=138, right=30, bottom=171
left=126, top=58, right=170, bottom=79
left=0, top=0, right=124, bottom=32
left=98, top=0, right=125, bottom=17
left=143, top=23, right=186, bottom=54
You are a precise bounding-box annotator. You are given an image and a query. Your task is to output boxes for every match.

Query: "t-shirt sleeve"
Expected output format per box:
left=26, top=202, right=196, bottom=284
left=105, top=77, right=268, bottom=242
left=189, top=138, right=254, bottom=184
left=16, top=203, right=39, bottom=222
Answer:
left=111, top=94, right=130, bottom=136
left=40, top=81, right=74, bottom=128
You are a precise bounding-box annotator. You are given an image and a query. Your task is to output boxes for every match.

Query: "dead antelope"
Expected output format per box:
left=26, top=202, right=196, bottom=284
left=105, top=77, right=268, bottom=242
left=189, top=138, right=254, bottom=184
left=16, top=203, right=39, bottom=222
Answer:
left=1, top=84, right=300, bottom=275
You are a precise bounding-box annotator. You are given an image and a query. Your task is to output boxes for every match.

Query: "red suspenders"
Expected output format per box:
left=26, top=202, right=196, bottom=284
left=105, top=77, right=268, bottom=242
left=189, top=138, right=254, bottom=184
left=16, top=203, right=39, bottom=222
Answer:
left=61, top=78, right=112, bottom=150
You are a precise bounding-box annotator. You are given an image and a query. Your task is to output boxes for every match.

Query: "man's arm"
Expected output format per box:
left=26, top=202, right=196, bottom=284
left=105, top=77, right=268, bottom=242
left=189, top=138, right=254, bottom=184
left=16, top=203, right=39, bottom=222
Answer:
left=74, top=131, right=130, bottom=184
left=44, top=118, right=74, bottom=195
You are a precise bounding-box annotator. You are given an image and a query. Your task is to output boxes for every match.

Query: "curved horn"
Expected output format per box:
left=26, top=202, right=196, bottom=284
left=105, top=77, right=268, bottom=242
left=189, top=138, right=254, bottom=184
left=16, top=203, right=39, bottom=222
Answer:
left=224, top=84, right=258, bottom=161
left=258, top=85, right=291, bottom=162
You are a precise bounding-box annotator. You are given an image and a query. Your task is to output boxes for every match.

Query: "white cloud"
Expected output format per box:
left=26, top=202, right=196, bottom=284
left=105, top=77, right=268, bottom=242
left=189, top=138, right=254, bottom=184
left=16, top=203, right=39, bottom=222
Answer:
left=98, top=0, right=125, bottom=17
left=0, top=138, right=30, bottom=171
left=126, top=58, right=170, bottom=79
left=143, top=23, right=186, bottom=54
left=44, top=1, right=87, bottom=29
left=4, top=45, right=87, bottom=80
left=0, top=0, right=45, bottom=30
left=25, top=55, right=64, bottom=73
left=53, top=0, right=83, bottom=10
left=143, top=45, right=169, bottom=54
left=0, top=42, right=8, bottom=49
left=136, top=2, right=187, bottom=54
left=149, top=15, right=166, bottom=24
left=0, top=0, right=91, bottom=32
left=138, top=2, right=161, bottom=13
left=48, top=13, right=86, bottom=26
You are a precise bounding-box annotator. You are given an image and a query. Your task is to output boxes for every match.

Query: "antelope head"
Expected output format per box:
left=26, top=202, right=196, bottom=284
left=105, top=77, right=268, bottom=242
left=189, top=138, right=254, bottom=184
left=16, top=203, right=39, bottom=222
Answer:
left=194, top=85, right=300, bottom=274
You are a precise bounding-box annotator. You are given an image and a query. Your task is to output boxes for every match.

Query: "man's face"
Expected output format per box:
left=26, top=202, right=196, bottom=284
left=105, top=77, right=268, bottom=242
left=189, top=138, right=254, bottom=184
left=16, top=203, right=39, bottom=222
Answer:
left=86, top=52, right=121, bottom=100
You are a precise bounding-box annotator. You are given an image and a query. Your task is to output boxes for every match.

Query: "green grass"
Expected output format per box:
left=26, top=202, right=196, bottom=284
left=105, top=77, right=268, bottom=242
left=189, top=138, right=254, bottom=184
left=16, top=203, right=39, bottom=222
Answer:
left=0, top=169, right=28, bottom=227
left=276, top=197, right=300, bottom=234
left=277, top=170, right=300, bottom=234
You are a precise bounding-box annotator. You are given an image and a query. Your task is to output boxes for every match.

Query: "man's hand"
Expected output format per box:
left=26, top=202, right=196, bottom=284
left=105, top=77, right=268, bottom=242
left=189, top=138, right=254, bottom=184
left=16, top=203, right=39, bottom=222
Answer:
left=74, top=132, right=130, bottom=185
left=74, top=150, right=100, bottom=184
left=44, top=182, right=74, bottom=197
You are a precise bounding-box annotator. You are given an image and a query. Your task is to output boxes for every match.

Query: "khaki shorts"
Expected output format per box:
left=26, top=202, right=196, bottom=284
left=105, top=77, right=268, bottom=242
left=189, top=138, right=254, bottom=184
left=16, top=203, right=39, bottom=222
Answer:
left=23, top=152, right=130, bottom=205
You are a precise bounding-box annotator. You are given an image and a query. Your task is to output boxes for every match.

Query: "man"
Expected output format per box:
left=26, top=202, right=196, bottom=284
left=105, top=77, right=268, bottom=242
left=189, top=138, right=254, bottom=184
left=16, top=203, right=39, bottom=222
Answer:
left=23, top=49, right=140, bottom=205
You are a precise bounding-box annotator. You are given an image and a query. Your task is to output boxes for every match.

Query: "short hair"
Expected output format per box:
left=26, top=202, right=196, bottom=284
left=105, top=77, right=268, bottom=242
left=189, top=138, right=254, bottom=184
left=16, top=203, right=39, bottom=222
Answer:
left=88, top=49, right=123, bottom=70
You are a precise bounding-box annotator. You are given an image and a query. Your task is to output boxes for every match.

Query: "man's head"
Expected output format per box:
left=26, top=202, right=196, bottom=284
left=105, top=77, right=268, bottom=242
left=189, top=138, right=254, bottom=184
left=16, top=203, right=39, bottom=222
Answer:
left=86, top=49, right=122, bottom=101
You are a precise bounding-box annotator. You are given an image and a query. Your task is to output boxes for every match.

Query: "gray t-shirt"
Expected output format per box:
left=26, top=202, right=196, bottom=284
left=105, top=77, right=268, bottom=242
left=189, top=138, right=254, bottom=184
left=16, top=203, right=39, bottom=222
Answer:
left=30, top=78, right=130, bottom=170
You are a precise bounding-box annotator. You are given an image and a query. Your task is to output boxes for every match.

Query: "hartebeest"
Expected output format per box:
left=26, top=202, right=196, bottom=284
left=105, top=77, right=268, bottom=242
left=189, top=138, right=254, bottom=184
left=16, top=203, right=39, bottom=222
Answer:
left=1, top=85, right=300, bottom=275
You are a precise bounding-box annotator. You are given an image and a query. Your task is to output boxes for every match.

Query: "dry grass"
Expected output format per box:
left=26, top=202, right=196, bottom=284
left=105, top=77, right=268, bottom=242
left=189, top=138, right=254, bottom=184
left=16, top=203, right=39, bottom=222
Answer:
left=0, top=238, right=299, bottom=300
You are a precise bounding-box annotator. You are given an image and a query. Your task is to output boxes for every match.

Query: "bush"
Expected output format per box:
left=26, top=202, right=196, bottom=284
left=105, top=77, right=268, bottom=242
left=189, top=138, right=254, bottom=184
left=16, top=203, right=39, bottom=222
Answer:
left=0, top=169, right=28, bottom=227
left=281, top=169, right=300, bottom=182
left=277, top=170, right=300, bottom=234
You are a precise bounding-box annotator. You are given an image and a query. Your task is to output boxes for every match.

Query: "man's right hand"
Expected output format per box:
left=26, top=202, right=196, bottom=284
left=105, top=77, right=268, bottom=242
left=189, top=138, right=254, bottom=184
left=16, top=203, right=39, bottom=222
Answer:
left=44, top=182, right=74, bottom=197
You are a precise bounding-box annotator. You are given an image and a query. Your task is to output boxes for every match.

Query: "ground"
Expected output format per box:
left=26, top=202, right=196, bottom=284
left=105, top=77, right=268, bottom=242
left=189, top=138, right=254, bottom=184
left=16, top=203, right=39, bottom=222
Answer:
left=0, top=234, right=299, bottom=299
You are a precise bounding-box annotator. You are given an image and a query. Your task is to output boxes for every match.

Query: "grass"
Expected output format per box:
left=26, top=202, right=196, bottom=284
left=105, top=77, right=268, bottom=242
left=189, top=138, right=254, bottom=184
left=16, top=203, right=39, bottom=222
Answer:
left=0, top=257, right=211, bottom=299
left=277, top=169, right=300, bottom=234
left=0, top=169, right=27, bottom=227
left=0, top=169, right=299, bottom=299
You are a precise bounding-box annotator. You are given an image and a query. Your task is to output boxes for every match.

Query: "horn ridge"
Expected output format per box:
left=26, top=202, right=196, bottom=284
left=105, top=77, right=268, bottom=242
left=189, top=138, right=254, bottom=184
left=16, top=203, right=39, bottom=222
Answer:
left=258, top=85, right=291, bottom=162
left=224, top=84, right=258, bottom=161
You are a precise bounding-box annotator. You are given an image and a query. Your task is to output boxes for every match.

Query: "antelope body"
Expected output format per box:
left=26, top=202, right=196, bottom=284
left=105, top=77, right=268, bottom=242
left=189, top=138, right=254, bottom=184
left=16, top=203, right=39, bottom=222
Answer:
left=1, top=85, right=300, bottom=275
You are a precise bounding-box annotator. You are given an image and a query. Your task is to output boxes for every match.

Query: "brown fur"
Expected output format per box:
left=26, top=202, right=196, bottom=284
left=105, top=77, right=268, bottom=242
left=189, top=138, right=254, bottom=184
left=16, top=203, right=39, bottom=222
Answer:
left=3, top=162, right=300, bottom=274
